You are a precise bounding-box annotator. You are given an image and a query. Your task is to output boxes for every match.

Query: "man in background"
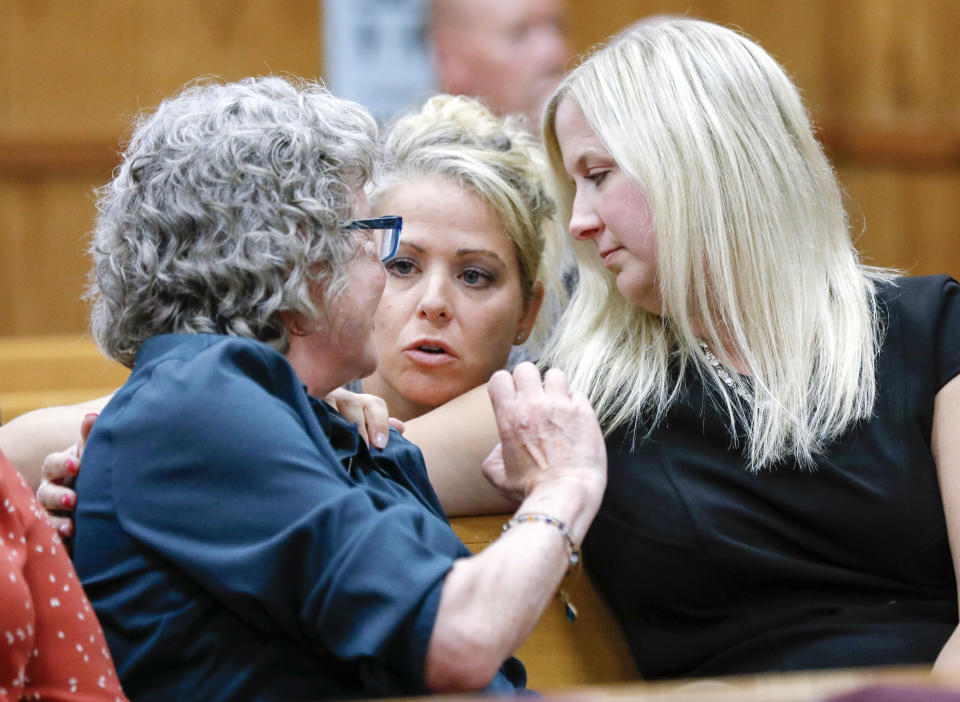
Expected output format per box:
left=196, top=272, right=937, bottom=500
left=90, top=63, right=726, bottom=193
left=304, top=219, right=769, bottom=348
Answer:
left=430, top=0, right=570, bottom=127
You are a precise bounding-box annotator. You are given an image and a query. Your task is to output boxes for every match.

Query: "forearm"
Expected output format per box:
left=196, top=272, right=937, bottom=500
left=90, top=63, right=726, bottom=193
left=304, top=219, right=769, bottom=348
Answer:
left=0, top=395, right=112, bottom=490
left=933, top=377, right=960, bottom=675
left=405, top=384, right=516, bottom=517
left=934, top=623, right=960, bottom=674
left=424, top=480, right=603, bottom=691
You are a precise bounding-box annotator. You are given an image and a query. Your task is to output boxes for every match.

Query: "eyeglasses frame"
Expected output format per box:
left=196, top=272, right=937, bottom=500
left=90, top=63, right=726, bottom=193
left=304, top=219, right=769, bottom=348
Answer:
left=343, top=215, right=402, bottom=262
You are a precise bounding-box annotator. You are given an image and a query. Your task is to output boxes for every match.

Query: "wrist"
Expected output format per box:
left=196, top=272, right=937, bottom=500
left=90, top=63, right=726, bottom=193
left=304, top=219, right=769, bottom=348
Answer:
left=502, top=512, right=581, bottom=573
left=516, top=476, right=605, bottom=545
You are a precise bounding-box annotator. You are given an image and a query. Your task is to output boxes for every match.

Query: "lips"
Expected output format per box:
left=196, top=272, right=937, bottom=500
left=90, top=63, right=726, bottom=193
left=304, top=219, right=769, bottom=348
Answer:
left=403, top=338, right=457, bottom=366
left=599, top=246, right=624, bottom=267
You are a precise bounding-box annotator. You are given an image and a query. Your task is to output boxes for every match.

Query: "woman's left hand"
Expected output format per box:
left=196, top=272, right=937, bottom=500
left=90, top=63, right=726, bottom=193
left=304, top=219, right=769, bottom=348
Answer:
left=36, top=412, right=98, bottom=538
left=324, top=388, right=404, bottom=450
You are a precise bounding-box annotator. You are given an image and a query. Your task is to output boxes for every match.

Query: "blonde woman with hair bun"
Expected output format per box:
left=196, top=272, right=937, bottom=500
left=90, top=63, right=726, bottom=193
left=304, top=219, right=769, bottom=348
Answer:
left=538, top=18, right=960, bottom=678
left=358, top=93, right=570, bottom=513
left=361, top=94, right=563, bottom=420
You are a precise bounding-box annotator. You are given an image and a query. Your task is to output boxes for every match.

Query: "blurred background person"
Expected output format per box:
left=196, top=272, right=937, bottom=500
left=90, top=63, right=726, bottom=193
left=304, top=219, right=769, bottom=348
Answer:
left=323, top=0, right=569, bottom=128
left=429, top=0, right=570, bottom=127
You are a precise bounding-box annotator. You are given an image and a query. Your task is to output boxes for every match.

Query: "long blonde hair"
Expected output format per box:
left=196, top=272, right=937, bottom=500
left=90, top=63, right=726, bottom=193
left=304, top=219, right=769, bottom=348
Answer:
left=541, top=19, right=894, bottom=470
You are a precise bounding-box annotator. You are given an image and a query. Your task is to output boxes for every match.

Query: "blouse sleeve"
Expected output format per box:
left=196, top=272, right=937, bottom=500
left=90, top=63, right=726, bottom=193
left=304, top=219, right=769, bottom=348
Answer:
left=0, top=451, right=127, bottom=701
left=936, top=276, right=960, bottom=390
left=101, top=341, right=464, bottom=692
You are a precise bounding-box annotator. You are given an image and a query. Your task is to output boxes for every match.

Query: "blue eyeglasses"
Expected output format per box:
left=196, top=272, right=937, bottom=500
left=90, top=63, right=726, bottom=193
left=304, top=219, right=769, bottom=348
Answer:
left=344, top=215, right=402, bottom=261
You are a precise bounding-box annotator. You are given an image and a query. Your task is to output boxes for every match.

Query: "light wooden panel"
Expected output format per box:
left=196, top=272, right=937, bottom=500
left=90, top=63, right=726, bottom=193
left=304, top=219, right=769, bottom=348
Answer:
left=0, top=334, right=128, bottom=423
left=0, top=1, right=139, bottom=138
left=0, top=0, right=322, bottom=336
left=0, top=174, right=106, bottom=335
left=0, top=0, right=321, bottom=139
left=2, top=1, right=959, bottom=335
left=839, top=164, right=960, bottom=277
left=827, top=0, right=960, bottom=120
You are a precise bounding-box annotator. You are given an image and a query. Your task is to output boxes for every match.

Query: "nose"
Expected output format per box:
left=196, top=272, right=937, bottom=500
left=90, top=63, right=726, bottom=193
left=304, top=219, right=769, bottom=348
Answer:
left=568, top=189, right=602, bottom=241
left=416, top=269, right=454, bottom=323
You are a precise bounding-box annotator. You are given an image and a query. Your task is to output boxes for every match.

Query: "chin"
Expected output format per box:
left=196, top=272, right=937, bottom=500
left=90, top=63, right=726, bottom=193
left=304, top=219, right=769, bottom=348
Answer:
left=355, top=355, right=379, bottom=382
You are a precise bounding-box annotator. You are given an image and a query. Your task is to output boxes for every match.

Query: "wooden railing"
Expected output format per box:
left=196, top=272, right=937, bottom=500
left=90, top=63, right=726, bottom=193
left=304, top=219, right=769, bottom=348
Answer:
left=0, top=335, right=128, bottom=424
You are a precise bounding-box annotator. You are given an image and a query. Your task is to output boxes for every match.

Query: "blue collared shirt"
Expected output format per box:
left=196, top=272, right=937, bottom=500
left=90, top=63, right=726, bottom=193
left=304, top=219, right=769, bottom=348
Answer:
left=73, top=333, right=525, bottom=701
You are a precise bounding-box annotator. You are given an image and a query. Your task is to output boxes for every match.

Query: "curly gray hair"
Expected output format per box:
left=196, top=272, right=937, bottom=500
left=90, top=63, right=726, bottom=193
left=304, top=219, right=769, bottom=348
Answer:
left=88, top=76, right=378, bottom=368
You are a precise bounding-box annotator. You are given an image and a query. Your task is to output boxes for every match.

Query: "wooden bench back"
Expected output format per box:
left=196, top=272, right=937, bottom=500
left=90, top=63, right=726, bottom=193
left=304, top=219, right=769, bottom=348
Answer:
left=451, top=514, right=638, bottom=690
left=0, top=335, right=128, bottom=423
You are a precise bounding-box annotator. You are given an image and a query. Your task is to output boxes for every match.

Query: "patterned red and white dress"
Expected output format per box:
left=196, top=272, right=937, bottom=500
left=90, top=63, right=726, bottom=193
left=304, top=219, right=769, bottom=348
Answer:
left=0, top=450, right=127, bottom=701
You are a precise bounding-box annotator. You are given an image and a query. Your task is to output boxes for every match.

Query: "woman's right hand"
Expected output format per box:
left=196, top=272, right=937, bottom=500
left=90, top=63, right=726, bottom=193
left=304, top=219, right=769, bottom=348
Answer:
left=36, top=413, right=96, bottom=538
left=324, top=387, right=404, bottom=450
left=482, top=363, right=607, bottom=534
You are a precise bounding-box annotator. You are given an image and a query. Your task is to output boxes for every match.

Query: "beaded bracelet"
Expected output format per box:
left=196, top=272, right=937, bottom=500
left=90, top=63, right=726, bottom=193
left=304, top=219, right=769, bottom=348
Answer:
left=502, top=512, right=582, bottom=621
left=502, top=512, right=581, bottom=570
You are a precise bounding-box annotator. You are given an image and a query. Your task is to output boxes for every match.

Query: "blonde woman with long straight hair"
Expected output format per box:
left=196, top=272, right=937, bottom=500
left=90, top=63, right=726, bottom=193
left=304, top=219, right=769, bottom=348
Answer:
left=537, top=18, right=960, bottom=678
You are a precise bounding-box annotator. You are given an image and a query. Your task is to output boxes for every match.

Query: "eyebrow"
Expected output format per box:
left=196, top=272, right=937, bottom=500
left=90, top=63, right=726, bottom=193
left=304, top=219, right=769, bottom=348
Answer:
left=573, top=149, right=612, bottom=172
left=398, top=241, right=507, bottom=265
left=456, top=248, right=506, bottom=264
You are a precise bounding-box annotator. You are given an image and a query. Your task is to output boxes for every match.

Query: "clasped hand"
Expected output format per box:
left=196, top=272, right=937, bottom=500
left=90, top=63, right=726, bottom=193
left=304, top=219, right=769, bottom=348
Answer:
left=482, top=363, right=607, bottom=507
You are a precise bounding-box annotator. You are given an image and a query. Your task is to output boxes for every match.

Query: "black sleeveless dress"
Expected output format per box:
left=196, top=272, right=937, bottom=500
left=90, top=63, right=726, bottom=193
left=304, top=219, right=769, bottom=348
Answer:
left=584, top=275, right=960, bottom=679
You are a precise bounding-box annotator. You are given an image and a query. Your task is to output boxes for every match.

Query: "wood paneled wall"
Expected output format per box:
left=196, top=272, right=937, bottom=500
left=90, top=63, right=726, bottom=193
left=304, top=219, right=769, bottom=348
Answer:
left=0, top=0, right=321, bottom=337
left=1, top=0, right=958, bottom=338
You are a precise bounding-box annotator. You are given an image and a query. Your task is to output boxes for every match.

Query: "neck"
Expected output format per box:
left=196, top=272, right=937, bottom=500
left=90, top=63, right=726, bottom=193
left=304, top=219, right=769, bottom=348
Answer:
left=360, top=373, right=434, bottom=422
left=284, top=338, right=346, bottom=399
left=690, top=321, right=749, bottom=375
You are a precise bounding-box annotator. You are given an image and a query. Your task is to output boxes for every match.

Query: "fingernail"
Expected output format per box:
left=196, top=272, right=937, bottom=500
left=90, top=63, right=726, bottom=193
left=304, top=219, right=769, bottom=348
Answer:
left=60, top=494, right=73, bottom=508
left=84, top=413, right=99, bottom=419
left=58, top=523, right=73, bottom=537
left=373, top=433, right=387, bottom=449
left=65, top=459, right=77, bottom=475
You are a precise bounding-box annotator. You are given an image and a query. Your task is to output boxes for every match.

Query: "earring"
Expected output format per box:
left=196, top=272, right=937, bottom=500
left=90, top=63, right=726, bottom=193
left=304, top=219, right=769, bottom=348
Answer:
left=514, top=333, right=526, bottom=344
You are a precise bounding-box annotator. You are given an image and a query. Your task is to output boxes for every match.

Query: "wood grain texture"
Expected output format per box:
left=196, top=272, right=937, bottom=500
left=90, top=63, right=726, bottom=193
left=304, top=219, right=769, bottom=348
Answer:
left=1, top=0, right=958, bottom=333
left=451, top=514, right=639, bottom=690
left=0, top=334, right=128, bottom=422
left=0, top=0, right=321, bottom=335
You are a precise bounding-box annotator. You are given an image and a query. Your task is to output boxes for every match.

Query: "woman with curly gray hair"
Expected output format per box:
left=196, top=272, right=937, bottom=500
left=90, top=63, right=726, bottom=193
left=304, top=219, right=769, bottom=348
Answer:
left=66, top=76, right=606, bottom=700
left=22, top=94, right=570, bottom=520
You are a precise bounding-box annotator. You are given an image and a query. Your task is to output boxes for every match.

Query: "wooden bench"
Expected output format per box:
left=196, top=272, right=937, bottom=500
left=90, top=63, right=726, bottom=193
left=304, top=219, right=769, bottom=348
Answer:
left=451, top=514, right=638, bottom=690
left=0, top=335, right=128, bottom=423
